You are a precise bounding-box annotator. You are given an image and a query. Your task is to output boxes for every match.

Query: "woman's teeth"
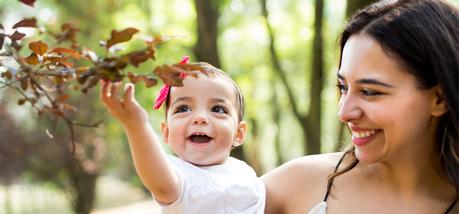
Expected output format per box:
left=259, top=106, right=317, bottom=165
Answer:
left=352, top=130, right=378, bottom=139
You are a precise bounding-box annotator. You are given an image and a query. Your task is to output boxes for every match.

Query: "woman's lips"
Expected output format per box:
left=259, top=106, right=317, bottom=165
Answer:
left=350, top=129, right=381, bottom=146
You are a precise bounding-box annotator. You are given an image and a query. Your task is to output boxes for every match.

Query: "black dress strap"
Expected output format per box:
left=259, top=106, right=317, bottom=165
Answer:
left=323, top=153, right=347, bottom=202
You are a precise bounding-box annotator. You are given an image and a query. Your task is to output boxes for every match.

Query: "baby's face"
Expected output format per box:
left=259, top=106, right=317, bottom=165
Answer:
left=161, top=73, right=246, bottom=166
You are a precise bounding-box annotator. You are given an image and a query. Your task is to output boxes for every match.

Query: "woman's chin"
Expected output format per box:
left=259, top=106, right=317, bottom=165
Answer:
left=354, top=149, right=376, bottom=164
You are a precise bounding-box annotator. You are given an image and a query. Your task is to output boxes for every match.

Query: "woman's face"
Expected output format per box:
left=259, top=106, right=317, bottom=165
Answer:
left=337, top=34, right=445, bottom=163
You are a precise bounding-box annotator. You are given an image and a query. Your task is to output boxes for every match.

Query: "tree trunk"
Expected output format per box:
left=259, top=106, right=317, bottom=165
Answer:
left=346, top=0, right=377, bottom=18
left=305, top=0, right=325, bottom=155
left=261, top=0, right=325, bottom=155
left=270, top=78, right=284, bottom=165
left=193, top=0, right=221, bottom=68
left=69, top=160, right=98, bottom=214
left=193, top=0, right=256, bottom=165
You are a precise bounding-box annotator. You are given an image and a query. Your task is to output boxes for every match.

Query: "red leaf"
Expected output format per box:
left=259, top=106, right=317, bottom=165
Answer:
left=127, top=49, right=154, bottom=67
left=127, top=72, right=158, bottom=88
left=106, top=28, right=139, bottom=49
left=20, top=78, right=29, bottom=90
left=56, top=94, right=70, bottom=102
left=18, top=99, right=26, bottom=105
left=10, top=31, right=26, bottom=40
left=58, top=59, right=74, bottom=68
left=54, top=23, right=79, bottom=43
left=1, top=71, right=12, bottom=80
left=19, top=0, right=36, bottom=7
left=153, top=63, right=207, bottom=86
left=12, top=18, right=37, bottom=28
left=29, top=40, right=48, bottom=55
left=24, top=53, right=39, bottom=65
left=51, top=47, right=82, bottom=59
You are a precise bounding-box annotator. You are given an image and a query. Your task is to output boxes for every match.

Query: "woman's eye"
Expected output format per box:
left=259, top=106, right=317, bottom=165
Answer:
left=174, top=105, right=191, bottom=113
left=362, top=88, right=382, bottom=96
left=211, top=105, right=227, bottom=114
left=337, top=83, right=348, bottom=95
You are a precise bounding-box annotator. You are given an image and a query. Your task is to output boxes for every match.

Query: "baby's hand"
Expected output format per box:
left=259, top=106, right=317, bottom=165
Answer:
left=100, top=80, right=149, bottom=127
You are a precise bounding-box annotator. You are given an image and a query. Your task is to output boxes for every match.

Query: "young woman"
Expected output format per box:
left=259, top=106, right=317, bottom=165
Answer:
left=262, top=0, right=459, bottom=213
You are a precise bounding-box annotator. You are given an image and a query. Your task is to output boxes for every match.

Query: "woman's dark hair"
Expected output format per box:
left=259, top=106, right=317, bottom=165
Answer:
left=330, top=0, right=459, bottom=200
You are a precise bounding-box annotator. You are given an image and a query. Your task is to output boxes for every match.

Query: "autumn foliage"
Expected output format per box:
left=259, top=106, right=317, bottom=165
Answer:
left=0, top=0, right=206, bottom=151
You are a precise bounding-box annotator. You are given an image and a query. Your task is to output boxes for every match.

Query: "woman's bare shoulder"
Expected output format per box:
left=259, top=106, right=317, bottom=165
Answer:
left=263, top=152, right=343, bottom=178
left=262, top=152, right=344, bottom=213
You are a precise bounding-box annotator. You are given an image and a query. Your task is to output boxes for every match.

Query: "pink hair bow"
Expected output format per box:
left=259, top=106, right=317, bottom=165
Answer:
left=153, top=56, right=190, bottom=110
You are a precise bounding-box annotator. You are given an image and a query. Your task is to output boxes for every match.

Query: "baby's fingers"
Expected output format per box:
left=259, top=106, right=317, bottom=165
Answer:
left=123, top=83, right=134, bottom=102
left=99, top=80, right=111, bottom=102
left=100, top=81, right=121, bottom=108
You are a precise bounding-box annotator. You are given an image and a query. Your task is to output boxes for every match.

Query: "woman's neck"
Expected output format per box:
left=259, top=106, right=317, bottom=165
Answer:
left=359, top=148, right=453, bottom=199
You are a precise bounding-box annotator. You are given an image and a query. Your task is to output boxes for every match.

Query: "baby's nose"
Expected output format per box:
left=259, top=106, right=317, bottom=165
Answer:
left=192, top=112, right=209, bottom=125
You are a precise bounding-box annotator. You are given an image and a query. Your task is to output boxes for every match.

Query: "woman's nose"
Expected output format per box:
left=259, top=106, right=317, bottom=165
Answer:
left=338, top=95, right=363, bottom=123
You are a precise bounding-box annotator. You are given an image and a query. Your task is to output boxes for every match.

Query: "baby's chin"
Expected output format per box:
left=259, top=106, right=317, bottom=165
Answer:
left=184, top=156, right=228, bottom=167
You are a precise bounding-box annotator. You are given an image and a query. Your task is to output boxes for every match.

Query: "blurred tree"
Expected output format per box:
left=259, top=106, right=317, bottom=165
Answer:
left=16, top=93, right=104, bottom=214
left=193, top=0, right=221, bottom=68
left=270, top=76, right=285, bottom=165
left=346, top=0, right=376, bottom=18
left=261, top=0, right=325, bottom=155
left=192, top=0, right=254, bottom=164
left=0, top=1, right=142, bottom=213
left=0, top=102, right=28, bottom=214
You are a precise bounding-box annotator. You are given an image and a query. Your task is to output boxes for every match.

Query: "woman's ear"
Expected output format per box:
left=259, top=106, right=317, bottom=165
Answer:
left=233, top=121, right=248, bottom=147
left=431, top=86, right=448, bottom=117
left=161, top=122, right=170, bottom=144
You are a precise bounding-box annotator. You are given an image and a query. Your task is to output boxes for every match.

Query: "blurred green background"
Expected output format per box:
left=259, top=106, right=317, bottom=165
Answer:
left=1, top=0, right=458, bottom=213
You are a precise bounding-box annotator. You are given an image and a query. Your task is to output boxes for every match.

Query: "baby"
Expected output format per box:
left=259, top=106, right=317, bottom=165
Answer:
left=100, top=57, right=265, bottom=213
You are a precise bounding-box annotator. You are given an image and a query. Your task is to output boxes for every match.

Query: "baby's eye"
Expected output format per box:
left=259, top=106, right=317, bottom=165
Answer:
left=174, top=105, right=191, bottom=113
left=337, top=83, right=348, bottom=95
left=211, top=105, right=227, bottom=114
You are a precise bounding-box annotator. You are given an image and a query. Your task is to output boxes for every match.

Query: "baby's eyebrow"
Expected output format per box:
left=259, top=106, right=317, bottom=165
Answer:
left=211, top=98, right=229, bottom=103
left=210, top=98, right=234, bottom=106
left=171, top=97, right=192, bottom=107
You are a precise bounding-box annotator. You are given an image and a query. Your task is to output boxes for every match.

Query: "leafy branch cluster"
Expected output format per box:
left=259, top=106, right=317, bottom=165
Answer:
left=0, top=0, right=205, bottom=152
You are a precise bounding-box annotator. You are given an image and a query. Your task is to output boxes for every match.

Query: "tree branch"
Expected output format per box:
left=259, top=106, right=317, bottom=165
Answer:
left=260, top=0, right=306, bottom=122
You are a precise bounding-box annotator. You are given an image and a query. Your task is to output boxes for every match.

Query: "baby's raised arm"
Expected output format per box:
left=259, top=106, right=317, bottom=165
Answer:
left=99, top=80, right=180, bottom=204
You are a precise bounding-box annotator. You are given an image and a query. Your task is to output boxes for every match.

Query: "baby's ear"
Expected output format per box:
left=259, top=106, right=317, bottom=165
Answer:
left=161, top=122, right=170, bottom=144
left=431, top=86, right=448, bottom=117
left=233, top=121, right=248, bottom=147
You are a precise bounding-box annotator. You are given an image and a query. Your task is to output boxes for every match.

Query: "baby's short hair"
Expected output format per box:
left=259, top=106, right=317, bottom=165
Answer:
left=165, top=62, right=245, bottom=122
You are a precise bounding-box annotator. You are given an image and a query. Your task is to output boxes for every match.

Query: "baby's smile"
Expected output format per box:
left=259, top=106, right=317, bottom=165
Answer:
left=189, top=132, right=213, bottom=143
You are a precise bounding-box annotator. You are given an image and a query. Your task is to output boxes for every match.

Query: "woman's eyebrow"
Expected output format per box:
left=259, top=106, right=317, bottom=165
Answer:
left=337, top=73, right=394, bottom=87
left=357, top=79, right=394, bottom=87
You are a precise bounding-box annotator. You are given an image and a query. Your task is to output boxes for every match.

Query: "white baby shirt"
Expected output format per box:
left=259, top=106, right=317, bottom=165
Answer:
left=159, top=155, right=265, bottom=214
